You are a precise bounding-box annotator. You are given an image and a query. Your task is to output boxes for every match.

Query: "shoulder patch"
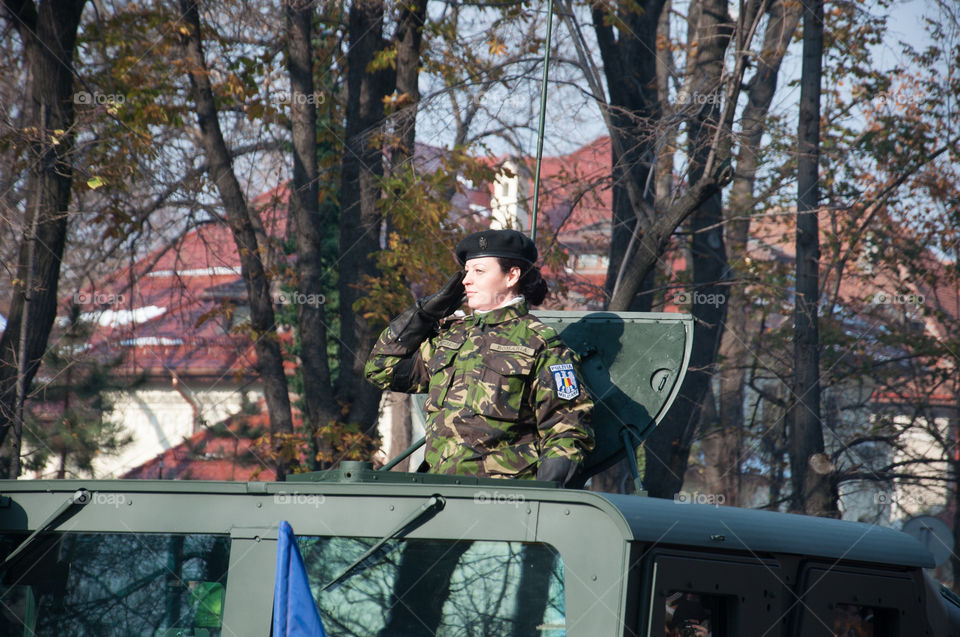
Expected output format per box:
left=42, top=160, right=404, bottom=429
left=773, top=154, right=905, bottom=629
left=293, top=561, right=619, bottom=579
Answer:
left=549, top=363, right=580, bottom=400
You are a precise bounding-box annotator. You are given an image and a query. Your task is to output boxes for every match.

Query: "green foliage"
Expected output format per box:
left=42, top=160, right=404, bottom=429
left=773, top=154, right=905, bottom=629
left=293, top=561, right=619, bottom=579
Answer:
left=358, top=147, right=502, bottom=324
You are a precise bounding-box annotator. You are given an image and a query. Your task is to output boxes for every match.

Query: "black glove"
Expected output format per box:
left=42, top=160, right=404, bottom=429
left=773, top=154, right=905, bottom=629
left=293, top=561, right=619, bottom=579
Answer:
left=387, top=271, right=465, bottom=353
left=418, top=271, right=465, bottom=320
left=536, top=456, right=580, bottom=487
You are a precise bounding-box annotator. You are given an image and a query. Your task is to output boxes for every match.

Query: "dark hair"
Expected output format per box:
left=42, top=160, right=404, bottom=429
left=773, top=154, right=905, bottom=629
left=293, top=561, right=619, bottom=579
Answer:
left=498, top=258, right=548, bottom=305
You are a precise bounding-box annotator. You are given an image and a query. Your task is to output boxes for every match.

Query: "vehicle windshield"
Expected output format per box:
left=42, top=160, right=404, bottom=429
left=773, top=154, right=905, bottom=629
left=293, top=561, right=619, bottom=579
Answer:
left=0, top=532, right=230, bottom=636
left=300, top=536, right=566, bottom=637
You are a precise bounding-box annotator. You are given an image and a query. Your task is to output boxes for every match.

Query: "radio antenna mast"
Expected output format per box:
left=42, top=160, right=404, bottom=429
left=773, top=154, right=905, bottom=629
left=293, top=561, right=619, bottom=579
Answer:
left=529, top=0, right=555, bottom=242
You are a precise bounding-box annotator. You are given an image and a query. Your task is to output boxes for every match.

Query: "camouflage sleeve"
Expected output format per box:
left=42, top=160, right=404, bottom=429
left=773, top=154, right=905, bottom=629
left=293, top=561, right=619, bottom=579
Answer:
left=530, top=336, right=595, bottom=462
left=364, top=326, right=434, bottom=394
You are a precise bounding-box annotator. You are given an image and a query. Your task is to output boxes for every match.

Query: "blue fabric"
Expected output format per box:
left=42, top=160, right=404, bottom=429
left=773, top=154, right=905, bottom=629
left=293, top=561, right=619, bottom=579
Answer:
left=272, top=520, right=327, bottom=637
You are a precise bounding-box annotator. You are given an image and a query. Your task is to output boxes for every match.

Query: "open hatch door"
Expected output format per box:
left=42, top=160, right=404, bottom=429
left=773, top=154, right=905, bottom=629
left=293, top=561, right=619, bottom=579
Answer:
left=531, top=311, right=693, bottom=487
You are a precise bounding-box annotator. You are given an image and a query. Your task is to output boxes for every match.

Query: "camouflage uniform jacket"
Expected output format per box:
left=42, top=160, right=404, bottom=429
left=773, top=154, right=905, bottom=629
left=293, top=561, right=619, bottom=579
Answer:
left=365, top=300, right=595, bottom=479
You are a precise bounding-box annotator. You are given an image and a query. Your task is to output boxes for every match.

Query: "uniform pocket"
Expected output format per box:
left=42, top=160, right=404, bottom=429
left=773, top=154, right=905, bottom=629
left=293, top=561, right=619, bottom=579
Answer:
left=425, top=336, right=464, bottom=412
left=473, top=354, right=535, bottom=422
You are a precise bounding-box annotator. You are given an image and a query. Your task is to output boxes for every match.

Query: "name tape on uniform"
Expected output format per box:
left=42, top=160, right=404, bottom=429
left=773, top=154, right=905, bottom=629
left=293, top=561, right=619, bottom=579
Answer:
left=489, top=343, right=536, bottom=357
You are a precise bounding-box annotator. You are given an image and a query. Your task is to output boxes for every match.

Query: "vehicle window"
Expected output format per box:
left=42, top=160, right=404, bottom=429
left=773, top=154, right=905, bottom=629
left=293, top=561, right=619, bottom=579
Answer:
left=299, top=537, right=565, bottom=637
left=796, top=567, right=912, bottom=637
left=643, top=553, right=788, bottom=636
left=665, top=591, right=725, bottom=637
left=0, top=532, right=230, bottom=637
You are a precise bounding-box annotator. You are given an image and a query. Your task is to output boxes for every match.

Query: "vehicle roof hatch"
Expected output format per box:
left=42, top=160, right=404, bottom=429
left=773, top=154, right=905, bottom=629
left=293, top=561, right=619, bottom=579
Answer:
left=531, top=311, right=693, bottom=486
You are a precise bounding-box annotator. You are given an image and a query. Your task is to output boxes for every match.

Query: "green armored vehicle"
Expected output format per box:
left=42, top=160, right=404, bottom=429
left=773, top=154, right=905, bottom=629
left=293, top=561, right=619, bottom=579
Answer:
left=1, top=312, right=958, bottom=636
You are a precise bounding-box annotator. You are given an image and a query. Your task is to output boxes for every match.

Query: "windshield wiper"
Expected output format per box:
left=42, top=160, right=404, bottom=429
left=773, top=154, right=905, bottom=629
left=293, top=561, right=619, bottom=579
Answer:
left=1, top=488, right=91, bottom=572
left=321, top=494, right=445, bottom=591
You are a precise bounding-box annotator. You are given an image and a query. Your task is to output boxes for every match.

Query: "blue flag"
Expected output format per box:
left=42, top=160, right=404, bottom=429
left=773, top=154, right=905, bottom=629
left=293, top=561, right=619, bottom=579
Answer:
left=273, top=520, right=327, bottom=637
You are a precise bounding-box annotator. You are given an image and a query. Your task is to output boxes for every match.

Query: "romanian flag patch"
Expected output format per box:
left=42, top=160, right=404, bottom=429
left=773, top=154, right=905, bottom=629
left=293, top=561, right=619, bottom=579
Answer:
left=549, top=363, right=580, bottom=400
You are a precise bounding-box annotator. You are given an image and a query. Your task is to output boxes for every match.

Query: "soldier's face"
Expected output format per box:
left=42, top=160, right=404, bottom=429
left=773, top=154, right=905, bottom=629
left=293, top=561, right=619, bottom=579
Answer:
left=463, top=257, right=521, bottom=311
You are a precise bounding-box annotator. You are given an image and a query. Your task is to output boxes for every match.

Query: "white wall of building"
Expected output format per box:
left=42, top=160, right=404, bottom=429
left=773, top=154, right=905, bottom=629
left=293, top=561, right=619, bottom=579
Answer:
left=89, top=383, right=263, bottom=478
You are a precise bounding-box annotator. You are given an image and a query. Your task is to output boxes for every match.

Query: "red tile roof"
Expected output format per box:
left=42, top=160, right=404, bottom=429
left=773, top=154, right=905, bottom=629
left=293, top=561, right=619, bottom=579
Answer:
left=64, top=186, right=293, bottom=382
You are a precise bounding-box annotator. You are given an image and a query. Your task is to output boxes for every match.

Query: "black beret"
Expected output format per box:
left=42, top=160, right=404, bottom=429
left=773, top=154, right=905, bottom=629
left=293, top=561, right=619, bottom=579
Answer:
left=455, top=229, right=538, bottom=265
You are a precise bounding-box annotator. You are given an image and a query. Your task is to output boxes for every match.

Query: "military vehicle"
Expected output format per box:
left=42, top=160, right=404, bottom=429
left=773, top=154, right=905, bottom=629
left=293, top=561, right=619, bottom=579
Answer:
left=1, top=312, right=959, bottom=636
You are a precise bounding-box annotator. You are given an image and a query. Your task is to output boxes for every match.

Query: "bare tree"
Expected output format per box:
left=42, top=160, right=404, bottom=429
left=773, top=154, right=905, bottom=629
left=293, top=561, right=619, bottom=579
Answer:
left=705, top=0, right=802, bottom=507
left=789, top=0, right=836, bottom=516
left=0, top=0, right=87, bottom=476
left=178, top=0, right=295, bottom=479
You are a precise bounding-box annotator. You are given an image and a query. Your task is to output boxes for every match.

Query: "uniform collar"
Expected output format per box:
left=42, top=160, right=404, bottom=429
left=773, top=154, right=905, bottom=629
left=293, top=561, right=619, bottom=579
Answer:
left=471, top=299, right=529, bottom=326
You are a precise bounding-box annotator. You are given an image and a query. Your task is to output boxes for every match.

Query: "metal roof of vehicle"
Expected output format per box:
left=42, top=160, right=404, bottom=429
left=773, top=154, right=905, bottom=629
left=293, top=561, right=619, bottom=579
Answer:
left=0, top=475, right=934, bottom=570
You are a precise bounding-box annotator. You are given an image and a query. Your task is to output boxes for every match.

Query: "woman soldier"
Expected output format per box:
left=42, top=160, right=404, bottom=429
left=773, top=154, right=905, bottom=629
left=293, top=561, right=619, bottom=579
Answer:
left=365, top=229, right=594, bottom=486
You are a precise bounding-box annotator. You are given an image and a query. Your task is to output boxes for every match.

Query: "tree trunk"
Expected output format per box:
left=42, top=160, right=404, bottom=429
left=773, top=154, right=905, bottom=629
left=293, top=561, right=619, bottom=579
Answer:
left=643, top=0, right=733, bottom=500
left=586, top=0, right=666, bottom=494
left=592, top=0, right=664, bottom=312
left=952, top=409, right=960, bottom=593
left=0, top=0, right=86, bottom=477
left=709, top=0, right=802, bottom=507
left=392, top=0, right=426, bottom=162
left=337, top=0, right=395, bottom=436
left=178, top=0, right=294, bottom=480
left=789, top=0, right=837, bottom=516
left=285, top=0, right=339, bottom=468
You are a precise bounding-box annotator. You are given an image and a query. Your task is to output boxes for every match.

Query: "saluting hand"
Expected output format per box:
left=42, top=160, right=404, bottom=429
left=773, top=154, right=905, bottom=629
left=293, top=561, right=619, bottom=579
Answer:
left=419, top=271, right=466, bottom=320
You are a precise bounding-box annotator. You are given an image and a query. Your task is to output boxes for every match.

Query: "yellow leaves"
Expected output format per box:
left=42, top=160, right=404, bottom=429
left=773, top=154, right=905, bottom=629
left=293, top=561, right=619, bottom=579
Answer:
left=487, top=37, right=507, bottom=57
left=86, top=176, right=106, bottom=190
left=382, top=91, right=415, bottom=112
left=223, top=72, right=247, bottom=98
left=178, top=25, right=191, bottom=37
left=368, top=46, right=398, bottom=73
left=141, top=101, right=167, bottom=124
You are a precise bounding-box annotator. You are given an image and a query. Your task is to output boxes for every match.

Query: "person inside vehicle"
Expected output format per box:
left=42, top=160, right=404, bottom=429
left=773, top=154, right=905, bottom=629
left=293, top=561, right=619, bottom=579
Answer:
left=666, top=592, right=712, bottom=637
left=365, top=228, right=594, bottom=486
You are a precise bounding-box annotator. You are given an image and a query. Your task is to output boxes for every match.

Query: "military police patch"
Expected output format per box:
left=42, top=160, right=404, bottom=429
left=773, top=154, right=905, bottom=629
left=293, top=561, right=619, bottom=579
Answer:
left=549, top=363, right=580, bottom=400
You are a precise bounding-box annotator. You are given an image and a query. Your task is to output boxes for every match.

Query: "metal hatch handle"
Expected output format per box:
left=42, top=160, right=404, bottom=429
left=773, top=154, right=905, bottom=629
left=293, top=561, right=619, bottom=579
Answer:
left=321, top=494, right=445, bottom=591
left=1, top=488, right=91, bottom=570
left=619, top=429, right=646, bottom=496
left=379, top=436, right=426, bottom=472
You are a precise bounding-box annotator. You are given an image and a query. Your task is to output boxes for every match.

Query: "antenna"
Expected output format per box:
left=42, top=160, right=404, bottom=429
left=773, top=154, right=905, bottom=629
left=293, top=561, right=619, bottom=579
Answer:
left=530, top=0, right=555, bottom=242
